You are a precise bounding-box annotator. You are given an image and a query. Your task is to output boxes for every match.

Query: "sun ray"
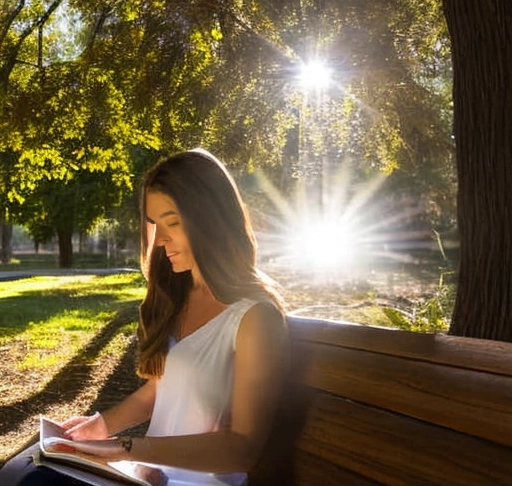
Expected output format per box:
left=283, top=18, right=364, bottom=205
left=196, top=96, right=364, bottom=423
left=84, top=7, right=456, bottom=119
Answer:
left=251, top=159, right=438, bottom=284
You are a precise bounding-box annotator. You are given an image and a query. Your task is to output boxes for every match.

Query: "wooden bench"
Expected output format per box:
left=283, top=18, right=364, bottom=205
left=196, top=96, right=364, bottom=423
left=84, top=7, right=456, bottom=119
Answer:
left=250, top=315, right=512, bottom=486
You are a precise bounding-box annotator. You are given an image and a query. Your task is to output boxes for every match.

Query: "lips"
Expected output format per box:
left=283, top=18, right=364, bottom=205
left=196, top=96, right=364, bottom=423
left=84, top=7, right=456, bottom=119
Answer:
left=166, top=252, right=179, bottom=259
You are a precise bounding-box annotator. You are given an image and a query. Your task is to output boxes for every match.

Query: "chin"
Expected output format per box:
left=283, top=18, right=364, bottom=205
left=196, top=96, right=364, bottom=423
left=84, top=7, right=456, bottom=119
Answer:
left=171, top=264, right=191, bottom=274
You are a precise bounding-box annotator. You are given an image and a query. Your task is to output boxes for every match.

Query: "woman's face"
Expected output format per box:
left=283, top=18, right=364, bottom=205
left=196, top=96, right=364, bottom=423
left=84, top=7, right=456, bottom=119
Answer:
left=145, top=190, right=198, bottom=275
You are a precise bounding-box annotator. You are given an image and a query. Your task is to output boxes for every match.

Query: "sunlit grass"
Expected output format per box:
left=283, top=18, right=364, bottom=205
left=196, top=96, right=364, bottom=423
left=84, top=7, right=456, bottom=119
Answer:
left=15, top=310, right=112, bottom=369
left=99, top=322, right=138, bottom=357
left=1, top=273, right=145, bottom=370
left=19, top=352, right=63, bottom=370
left=0, top=273, right=145, bottom=299
left=17, top=320, right=138, bottom=371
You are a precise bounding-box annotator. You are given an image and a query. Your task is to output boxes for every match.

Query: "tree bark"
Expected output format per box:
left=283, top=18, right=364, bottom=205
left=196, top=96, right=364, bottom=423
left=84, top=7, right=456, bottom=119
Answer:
left=444, top=0, right=512, bottom=340
left=57, top=227, right=73, bottom=268
left=0, top=220, right=13, bottom=264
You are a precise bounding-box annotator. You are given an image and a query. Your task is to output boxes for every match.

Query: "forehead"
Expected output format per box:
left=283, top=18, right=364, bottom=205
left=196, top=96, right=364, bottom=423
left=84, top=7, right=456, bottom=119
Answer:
left=146, top=191, right=179, bottom=217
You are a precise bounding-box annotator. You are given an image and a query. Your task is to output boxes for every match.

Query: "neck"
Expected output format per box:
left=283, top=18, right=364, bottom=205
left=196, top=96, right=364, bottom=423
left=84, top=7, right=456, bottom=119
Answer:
left=189, top=277, right=216, bottom=302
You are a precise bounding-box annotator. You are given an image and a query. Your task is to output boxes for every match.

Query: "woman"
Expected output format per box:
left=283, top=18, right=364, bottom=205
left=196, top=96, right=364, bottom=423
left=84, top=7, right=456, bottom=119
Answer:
left=0, top=149, right=288, bottom=486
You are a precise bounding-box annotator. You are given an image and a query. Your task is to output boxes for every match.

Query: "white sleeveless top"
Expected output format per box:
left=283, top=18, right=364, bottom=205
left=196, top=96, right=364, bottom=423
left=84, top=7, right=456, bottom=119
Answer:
left=144, top=298, right=260, bottom=486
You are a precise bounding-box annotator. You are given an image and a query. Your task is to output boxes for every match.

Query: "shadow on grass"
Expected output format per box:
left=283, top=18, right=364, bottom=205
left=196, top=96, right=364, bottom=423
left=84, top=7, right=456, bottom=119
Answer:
left=87, top=334, right=147, bottom=436
left=0, top=302, right=141, bottom=437
left=0, top=286, right=137, bottom=339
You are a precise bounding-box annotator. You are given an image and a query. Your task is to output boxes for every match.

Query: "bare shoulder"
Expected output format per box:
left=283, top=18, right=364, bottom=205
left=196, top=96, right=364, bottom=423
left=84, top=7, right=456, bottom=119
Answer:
left=236, top=301, right=288, bottom=348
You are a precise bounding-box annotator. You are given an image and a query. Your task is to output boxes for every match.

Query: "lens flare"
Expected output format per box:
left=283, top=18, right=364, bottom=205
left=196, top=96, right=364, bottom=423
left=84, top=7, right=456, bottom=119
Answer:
left=253, top=162, right=429, bottom=283
left=289, top=220, right=358, bottom=270
left=299, top=60, right=332, bottom=90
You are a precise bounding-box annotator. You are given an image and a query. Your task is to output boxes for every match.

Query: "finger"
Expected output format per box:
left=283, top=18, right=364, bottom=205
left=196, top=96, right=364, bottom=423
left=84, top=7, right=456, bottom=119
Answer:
left=65, top=424, right=87, bottom=440
left=60, top=417, right=87, bottom=430
left=47, top=443, right=77, bottom=454
left=65, top=412, right=100, bottom=436
left=71, top=440, right=123, bottom=457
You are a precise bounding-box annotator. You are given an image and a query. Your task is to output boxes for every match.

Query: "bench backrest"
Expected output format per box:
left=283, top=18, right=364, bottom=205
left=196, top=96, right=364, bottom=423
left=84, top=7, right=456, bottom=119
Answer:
left=250, top=315, right=512, bottom=486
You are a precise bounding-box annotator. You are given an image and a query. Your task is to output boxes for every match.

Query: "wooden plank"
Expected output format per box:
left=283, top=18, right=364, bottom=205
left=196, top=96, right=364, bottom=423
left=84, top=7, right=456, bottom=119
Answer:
left=296, top=393, right=512, bottom=486
left=287, top=315, right=512, bottom=376
left=292, top=341, right=512, bottom=447
left=294, top=451, right=384, bottom=486
left=250, top=380, right=382, bottom=486
left=250, top=449, right=382, bottom=486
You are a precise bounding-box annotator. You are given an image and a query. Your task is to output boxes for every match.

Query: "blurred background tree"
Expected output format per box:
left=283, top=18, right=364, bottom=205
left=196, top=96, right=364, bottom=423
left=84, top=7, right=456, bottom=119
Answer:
left=0, top=0, right=453, bottom=270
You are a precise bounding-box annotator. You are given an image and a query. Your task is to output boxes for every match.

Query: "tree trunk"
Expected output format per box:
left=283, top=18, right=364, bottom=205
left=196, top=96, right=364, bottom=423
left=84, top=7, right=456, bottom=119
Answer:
left=444, top=1, right=512, bottom=340
left=57, top=227, right=73, bottom=268
left=0, top=220, right=13, bottom=264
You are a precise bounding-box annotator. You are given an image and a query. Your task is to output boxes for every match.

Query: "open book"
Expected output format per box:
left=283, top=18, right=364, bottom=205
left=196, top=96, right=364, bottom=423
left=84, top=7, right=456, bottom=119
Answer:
left=37, top=416, right=167, bottom=486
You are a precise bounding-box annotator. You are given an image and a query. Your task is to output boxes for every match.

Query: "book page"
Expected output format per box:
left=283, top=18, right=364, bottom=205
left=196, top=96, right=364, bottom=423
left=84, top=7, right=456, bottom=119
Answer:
left=34, top=449, right=133, bottom=486
left=39, top=416, right=166, bottom=486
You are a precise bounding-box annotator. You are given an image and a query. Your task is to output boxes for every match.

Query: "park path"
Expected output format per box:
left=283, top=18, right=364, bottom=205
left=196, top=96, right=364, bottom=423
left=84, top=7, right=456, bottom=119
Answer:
left=0, top=268, right=139, bottom=282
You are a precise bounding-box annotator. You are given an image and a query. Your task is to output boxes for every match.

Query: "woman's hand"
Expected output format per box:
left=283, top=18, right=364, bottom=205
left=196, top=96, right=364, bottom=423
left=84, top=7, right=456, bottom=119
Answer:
left=60, top=412, right=109, bottom=441
left=46, top=438, right=125, bottom=458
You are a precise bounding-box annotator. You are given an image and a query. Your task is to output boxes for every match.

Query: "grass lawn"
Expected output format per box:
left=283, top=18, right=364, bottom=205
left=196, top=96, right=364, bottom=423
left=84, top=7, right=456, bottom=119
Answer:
left=0, top=273, right=146, bottom=464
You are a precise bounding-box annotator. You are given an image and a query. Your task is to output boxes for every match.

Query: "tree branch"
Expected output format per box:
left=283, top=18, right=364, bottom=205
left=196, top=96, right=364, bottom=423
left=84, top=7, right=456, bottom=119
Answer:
left=0, top=0, right=26, bottom=48
left=18, top=0, right=64, bottom=47
left=212, top=0, right=296, bottom=64
left=84, top=9, right=111, bottom=57
left=0, top=0, right=63, bottom=93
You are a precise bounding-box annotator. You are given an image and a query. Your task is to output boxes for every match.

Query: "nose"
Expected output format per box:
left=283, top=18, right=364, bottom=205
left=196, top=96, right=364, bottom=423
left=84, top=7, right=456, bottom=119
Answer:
left=155, top=227, right=171, bottom=246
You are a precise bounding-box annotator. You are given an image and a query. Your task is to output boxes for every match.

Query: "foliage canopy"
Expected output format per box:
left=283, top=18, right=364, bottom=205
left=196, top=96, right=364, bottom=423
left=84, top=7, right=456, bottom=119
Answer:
left=0, top=0, right=454, bottom=265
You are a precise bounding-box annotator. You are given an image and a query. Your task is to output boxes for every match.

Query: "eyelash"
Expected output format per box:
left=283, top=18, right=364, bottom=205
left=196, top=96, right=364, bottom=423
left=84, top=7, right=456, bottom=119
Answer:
left=167, top=222, right=179, bottom=228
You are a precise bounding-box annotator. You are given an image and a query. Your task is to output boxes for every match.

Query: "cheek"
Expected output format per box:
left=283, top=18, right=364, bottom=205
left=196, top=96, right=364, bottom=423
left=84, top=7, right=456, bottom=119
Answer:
left=176, top=230, right=191, bottom=248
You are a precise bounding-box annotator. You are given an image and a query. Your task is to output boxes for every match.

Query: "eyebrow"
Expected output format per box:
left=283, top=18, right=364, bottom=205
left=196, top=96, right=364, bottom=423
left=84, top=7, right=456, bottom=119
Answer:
left=159, top=210, right=178, bottom=218
left=145, top=210, right=178, bottom=224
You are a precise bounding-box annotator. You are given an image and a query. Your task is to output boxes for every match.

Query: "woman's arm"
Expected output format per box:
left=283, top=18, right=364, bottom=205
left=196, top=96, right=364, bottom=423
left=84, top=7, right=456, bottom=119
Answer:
left=74, top=304, right=288, bottom=473
left=101, top=378, right=157, bottom=436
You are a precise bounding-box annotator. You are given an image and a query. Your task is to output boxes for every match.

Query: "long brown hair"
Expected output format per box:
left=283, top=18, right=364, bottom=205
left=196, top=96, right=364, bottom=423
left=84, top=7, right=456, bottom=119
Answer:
left=137, top=149, right=283, bottom=377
